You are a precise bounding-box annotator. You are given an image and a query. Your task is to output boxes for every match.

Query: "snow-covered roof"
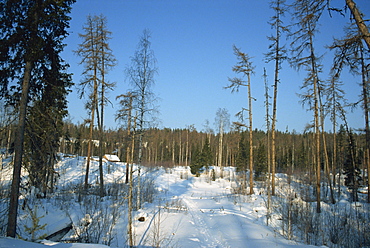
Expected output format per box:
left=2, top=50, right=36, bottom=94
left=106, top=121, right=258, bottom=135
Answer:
left=103, top=154, right=120, bottom=162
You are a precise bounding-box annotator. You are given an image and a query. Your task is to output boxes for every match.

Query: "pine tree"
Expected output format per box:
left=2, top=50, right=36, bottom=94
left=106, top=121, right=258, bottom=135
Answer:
left=0, top=0, right=75, bottom=237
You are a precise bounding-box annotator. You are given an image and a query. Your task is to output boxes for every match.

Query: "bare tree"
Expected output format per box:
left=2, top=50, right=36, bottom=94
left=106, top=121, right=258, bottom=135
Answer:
left=345, top=0, right=370, bottom=50
left=226, top=45, right=255, bottom=195
left=76, top=14, right=116, bottom=196
left=290, top=0, right=326, bottom=213
left=329, top=23, right=370, bottom=202
left=76, top=15, right=99, bottom=192
left=116, top=92, right=136, bottom=184
left=263, top=68, right=272, bottom=225
left=265, top=0, right=288, bottom=196
left=96, top=15, right=116, bottom=197
left=125, top=29, right=158, bottom=209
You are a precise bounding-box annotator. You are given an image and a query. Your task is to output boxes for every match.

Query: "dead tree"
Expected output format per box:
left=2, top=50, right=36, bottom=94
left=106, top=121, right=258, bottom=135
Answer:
left=226, top=45, right=255, bottom=195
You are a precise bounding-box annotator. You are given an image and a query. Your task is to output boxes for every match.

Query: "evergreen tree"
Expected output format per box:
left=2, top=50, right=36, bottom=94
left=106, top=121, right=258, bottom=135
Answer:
left=254, top=143, right=267, bottom=180
left=190, top=139, right=213, bottom=176
left=74, top=128, right=82, bottom=156
left=190, top=145, right=202, bottom=176
left=25, top=73, right=71, bottom=196
left=236, top=131, right=248, bottom=172
left=342, top=129, right=363, bottom=202
left=0, top=0, right=75, bottom=237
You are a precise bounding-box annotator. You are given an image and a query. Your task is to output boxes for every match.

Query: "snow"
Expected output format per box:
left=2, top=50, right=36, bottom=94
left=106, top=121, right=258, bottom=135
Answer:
left=133, top=168, right=315, bottom=248
left=103, top=154, right=120, bottom=162
left=0, top=237, right=109, bottom=247
left=1, top=155, right=320, bottom=247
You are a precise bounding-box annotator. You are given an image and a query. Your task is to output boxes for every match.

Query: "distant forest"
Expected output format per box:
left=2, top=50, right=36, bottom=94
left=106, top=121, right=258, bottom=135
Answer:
left=0, top=107, right=368, bottom=189
left=50, top=122, right=365, bottom=185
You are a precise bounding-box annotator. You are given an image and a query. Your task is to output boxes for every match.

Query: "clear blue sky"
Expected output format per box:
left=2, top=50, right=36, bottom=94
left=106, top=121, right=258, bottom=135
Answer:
left=62, top=0, right=369, bottom=133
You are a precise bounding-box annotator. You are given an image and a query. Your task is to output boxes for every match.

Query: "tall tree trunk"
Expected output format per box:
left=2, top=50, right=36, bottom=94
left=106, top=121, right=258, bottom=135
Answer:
left=98, top=61, right=105, bottom=198
left=218, top=124, right=223, bottom=167
left=136, top=92, right=145, bottom=210
left=125, top=96, right=133, bottom=184
left=7, top=61, right=33, bottom=237
left=314, top=75, right=321, bottom=213
left=84, top=73, right=97, bottom=191
left=345, top=0, right=370, bottom=50
left=360, top=48, right=370, bottom=202
left=269, top=0, right=286, bottom=197
left=128, top=115, right=136, bottom=247
left=322, top=129, right=336, bottom=204
left=270, top=21, right=280, bottom=196
left=172, top=139, right=175, bottom=165
left=271, top=78, right=277, bottom=196
left=218, top=123, right=224, bottom=178
left=186, top=128, right=189, bottom=166
left=248, top=73, right=254, bottom=195
left=179, top=132, right=182, bottom=165
left=264, top=68, right=272, bottom=225
left=332, top=104, right=337, bottom=189
left=319, top=92, right=335, bottom=204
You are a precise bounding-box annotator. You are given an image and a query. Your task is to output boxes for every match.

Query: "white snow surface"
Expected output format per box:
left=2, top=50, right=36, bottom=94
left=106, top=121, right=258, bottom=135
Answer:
left=135, top=167, right=316, bottom=248
left=0, top=155, right=319, bottom=247
left=0, top=237, right=109, bottom=247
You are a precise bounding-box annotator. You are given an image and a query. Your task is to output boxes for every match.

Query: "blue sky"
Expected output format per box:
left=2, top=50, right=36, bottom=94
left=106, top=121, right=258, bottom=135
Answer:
left=62, top=0, right=369, bottom=133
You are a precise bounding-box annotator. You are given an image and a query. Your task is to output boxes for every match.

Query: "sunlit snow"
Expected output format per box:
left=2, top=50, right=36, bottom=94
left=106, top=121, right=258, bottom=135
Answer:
left=0, top=155, right=319, bottom=247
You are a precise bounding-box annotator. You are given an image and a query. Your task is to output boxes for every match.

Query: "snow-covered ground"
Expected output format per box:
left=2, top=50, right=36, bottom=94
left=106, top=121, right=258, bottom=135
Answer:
left=136, top=167, right=316, bottom=248
left=0, top=154, right=328, bottom=247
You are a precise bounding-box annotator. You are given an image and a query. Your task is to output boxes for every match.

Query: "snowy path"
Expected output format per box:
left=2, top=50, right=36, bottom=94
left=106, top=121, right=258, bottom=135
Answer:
left=0, top=160, right=319, bottom=248
left=182, top=197, right=229, bottom=248
left=145, top=171, right=315, bottom=248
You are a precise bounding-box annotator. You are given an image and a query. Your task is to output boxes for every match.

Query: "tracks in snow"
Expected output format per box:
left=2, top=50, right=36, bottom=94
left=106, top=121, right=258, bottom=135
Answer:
left=179, top=177, right=232, bottom=248
left=182, top=197, right=230, bottom=248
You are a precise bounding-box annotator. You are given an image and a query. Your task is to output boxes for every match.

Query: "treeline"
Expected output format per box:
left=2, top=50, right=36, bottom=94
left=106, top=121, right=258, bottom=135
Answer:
left=56, top=122, right=367, bottom=189
left=3, top=113, right=362, bottom=190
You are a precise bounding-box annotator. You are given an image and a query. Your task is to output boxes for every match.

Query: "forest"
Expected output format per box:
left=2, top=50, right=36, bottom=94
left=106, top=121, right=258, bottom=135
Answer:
left=0, top=0, right=370, bottom=247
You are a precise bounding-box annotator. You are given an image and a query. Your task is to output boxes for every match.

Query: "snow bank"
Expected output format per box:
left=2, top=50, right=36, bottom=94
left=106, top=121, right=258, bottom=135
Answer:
left=0, top=237, right=109, bottom=247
